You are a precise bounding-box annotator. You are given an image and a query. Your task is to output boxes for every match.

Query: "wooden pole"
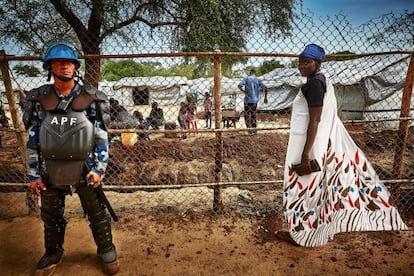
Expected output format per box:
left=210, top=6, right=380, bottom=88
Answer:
left=391, top=53, right=414, bottom=200
left=213, top=49, right=224, bottom=214
left=0, top=50, right=35, bottom=213
left=0, top=51, right=27, bottom=162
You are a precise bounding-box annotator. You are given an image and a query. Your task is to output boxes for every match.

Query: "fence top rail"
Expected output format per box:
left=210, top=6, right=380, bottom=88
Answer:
left=1, top=50, right=413, bottom=62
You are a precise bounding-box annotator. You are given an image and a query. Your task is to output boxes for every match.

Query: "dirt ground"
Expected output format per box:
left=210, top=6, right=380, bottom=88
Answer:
left=1, top=214, right=413, bottom=275
left=0, top=121, right=414, bottom=275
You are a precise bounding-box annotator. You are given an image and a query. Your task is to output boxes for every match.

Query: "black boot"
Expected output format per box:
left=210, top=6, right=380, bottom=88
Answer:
left=35, top=218, right=66, bottom=274
left=77, top=184, right=119, bottom=274
left=36, top=247, right=64, bottom=270
left=98, top=245, right=120, bottom=275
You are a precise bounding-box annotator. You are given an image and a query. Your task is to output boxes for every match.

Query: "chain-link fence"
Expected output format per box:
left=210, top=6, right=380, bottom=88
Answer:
left=0, top=11, right=413, bottom=220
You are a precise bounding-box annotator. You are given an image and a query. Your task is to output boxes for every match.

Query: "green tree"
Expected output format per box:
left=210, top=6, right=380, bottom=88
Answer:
left=102, top=60, right=209, bottom=80
left=102, top=60, right=165, bottom=81
left=0, top=0, right=300, bottom=87
left=289, top=59, right=298, bottom=68
left=239, top=59, right=285, bottom=76
left=257, top=59, right=285, bottom=75
left=13, top=65, right=41, bottom=77
left=168, top=63, right=200, bottom=79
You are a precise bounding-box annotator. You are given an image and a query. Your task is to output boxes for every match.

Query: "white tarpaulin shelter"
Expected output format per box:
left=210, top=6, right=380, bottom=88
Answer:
left=261, top=54, right=412, bottom=124
left=0, top=77, right=50, bottom=108
left=107, top=76, right=190, bottom=107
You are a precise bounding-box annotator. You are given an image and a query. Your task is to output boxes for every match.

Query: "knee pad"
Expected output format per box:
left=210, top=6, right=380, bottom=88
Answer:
left=77, top=185, right=113, bottom=253
left=40, top=187, right=66, bottom=225
left=77, top=185, right=107, bottom=222
left=40, top=187, right=67, bottom=252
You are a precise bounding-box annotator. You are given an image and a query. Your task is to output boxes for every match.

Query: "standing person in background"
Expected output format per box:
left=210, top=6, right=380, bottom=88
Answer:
left=203, top=92, right=213, bottom=128
left=178, top=101, right=188, bottom=140
left=238, top=69, right=268, bottom=136
left=23, top=40, right=119, bottom=275
left=0, top=100, right=8, bottom=128
left=186, top=93, right=197, bottom=132
left=0, top=100, right=8, bottom=148
left=277, top=43, right=408, bottom=247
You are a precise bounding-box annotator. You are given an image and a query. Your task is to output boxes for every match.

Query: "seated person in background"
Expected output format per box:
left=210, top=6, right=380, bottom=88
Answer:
left=109, top=98, right=127, bottom=121
left=133, top=111, right=150, bottom=140
left=147, top=102, right=165, bottom=129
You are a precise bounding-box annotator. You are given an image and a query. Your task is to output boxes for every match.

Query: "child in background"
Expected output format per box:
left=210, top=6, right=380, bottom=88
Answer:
left=186, top=93, right=197, bottom=132
left=203, top=92, right=213, bottom=128
left=178, top=102, right=188, bottom=140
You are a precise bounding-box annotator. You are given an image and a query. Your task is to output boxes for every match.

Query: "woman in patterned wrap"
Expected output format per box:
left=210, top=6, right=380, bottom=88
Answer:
left=276, top=43, right=408, bottom=247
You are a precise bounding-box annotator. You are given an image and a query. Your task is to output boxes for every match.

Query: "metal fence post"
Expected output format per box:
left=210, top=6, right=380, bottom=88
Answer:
left=391, top=53, right=414, bottom=201
left=213, top=49, right=223, bottom=214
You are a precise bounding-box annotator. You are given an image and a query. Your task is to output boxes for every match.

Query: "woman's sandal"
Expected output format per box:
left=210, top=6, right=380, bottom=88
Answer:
left=274, top=230, right=299, bottom=246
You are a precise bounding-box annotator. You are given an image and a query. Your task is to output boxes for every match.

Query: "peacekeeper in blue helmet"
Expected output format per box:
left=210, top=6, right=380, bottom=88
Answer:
left=23, top=39, right=119, bottom=275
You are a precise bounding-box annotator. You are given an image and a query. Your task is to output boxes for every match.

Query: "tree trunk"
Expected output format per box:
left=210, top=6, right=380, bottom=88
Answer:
left=81, top=38, right=101, bottom=88
left=84, top=58, right=101, bottom=88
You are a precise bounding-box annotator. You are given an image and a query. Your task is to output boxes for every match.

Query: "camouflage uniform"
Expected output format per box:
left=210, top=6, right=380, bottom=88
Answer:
left=24, top=82, right=117, bottom=273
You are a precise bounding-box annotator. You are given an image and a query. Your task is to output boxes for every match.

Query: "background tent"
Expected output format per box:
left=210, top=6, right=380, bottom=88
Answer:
left=261, top=54, right=412, bottom=125
left=188, top=76, right=242, bottom=110
left=0, top=77, right=49, bottom=105
left=108, top=76, right=190, bottom=107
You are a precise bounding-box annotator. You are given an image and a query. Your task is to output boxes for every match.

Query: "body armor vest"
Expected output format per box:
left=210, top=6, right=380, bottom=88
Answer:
left=39, top=90, right=95, bottom=186
left=40, top=111, right=94, bottom=186
left=24, top=84, right=109, bottom=186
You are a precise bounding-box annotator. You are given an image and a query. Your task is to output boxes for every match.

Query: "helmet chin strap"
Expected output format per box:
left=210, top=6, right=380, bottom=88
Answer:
left=48, top=69, right=76, bottom=82
left=53, top=72, right=75, bottom=82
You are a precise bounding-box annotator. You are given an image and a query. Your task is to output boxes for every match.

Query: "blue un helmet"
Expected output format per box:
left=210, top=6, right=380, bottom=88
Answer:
left=299, top=43, right=325, bottom=62
left=41, top=40, right=81, bottom=70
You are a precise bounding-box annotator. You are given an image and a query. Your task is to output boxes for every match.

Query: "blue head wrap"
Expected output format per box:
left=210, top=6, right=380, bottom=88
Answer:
left=299, top=44, right=325, bottom=61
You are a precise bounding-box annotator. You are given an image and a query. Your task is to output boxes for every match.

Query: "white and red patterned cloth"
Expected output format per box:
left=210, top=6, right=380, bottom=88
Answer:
left=283, top=73, right=408, bottom=247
